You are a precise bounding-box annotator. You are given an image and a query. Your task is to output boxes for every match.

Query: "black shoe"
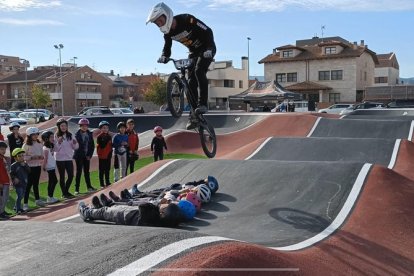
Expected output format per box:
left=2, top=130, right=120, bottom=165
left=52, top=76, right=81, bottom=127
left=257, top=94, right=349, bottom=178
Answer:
left=131, top=184, right=140, bottom=196
left=100, top=193, right=114, bottom=207
left=63, top=193, right=75, bottom=199
left=195, top=105, right=208, bottom=114
left=108, top=191, right=121, bottom=202
left=91, top=196, right=103, bottom=209
left=123, top=189, right=133, bottom=199
left=78, top=202, right=91, bottom=221
left=0, top=213, right=10, bottom=219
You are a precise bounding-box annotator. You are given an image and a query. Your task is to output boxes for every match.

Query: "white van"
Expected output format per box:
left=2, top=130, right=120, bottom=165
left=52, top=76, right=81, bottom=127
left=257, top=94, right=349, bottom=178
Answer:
left=271, top=101, right=311, bottom=112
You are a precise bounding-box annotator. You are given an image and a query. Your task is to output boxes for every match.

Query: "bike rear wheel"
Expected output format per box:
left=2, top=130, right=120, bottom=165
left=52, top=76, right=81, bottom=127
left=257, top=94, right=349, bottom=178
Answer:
left=166, top=73, right=184, bottom=118
left=198, top=119, right=217, bottom=158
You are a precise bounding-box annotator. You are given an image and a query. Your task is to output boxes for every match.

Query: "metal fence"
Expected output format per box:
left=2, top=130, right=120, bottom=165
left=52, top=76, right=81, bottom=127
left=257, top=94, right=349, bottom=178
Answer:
left=364, top=85, right=414, bottom=101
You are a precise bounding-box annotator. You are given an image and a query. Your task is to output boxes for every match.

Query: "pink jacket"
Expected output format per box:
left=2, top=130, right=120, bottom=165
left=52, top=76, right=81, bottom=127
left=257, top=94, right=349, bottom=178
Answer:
left=54, top=134, right=78, bottom=161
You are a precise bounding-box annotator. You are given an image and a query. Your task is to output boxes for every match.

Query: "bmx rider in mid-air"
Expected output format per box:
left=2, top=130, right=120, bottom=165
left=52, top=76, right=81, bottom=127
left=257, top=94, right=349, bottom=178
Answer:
left=146, top=2, right=216, bottom=130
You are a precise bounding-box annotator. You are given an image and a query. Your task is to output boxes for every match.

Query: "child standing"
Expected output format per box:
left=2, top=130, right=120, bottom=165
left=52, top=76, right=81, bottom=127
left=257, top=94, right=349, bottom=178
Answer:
left=10, top=148, right=30, bottom=214
left=74, top=118, right=96, bottom=194
left=7, top=122, right=24, bottom=164
left=41, top=131, right=59, bottom=204
left=96, top=121, right=112, bottom=188
left=0, top=141, right=11, bottom=219
left=112, top=122, right=129, bottom=180
left=151, top=126, right=167, bottom=162
left=54, top=118, right=78, bottom=199
left=126, top=118, right=139, bottom=174
left=23, top=127, right=45, bottom=211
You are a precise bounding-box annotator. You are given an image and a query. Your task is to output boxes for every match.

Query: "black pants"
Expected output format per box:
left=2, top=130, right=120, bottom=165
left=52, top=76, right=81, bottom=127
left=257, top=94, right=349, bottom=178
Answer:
left=99, top=158, right=111, bottom=187
left=24, top=166, right=41, bottom=203
left=114, top=154, right=119, bottom=169
left=47, top=170, right=58, bottom=197
left=75, top=157, right=92, bottom=192
left=126, top=153, right=136, bottom=174
left=188, top=54, right=214, bottom=107
left=56, top=160, right=74, bottom=196
left=154, top=151, right=164, bottom=162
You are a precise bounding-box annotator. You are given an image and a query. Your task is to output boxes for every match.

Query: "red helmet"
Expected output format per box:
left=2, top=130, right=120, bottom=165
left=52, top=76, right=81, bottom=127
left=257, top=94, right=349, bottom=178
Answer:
left=154, top=126, right=163, bottom=133
left=78, top=118, right=89, bottom=125
left=185, top=192, right=202, bottom=211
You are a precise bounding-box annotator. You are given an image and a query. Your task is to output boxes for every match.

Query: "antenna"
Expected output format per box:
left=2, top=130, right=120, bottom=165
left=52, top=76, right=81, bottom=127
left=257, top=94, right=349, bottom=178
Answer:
left=321, top=25, right=326, bottom=42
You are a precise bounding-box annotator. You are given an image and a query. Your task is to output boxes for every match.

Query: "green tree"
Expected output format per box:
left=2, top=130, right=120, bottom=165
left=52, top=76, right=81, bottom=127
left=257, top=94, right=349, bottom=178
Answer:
left=32, top=85, right=52, bottom=108
left=144, top=78, right=167, bottom=106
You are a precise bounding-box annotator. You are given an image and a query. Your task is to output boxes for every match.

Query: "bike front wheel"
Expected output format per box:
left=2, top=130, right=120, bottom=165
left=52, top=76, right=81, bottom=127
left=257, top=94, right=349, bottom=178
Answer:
left=199, top=120, right=217, bottom=158
left=166, top=73, right=185, bottom=118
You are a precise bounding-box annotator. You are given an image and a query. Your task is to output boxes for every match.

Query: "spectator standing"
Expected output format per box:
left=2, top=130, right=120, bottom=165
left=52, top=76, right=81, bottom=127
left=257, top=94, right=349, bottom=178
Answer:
left=0, top=141, right=11, bottom=219
left=22, top=127, right=45, bottom=211
left=112, top=122, right=129, bottom=179
left=126, top=118, right=139, bottom=174
left=73, top=118, right=96, bottom=194
left=41, top=131, right=59, bottom=204
left=10, top=148, right=30, bottom=214
left=151, top=126, right=167, bottom=162
left=96, top=121, right=112, bottom=188
left=7, top=122, right=24, bottom=163
left=54, top=118, right=78, bottom=199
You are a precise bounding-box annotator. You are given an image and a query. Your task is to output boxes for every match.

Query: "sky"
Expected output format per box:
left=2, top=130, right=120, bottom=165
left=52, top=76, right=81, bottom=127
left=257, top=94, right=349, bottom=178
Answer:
left=1, top=0, right=414, bottom=78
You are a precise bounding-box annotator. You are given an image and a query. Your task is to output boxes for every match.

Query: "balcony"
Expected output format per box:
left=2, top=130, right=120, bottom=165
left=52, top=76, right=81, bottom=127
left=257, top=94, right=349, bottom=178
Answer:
left=76, top=92, right=102, bottom=100
left=49, top=92, right=63, bottom=99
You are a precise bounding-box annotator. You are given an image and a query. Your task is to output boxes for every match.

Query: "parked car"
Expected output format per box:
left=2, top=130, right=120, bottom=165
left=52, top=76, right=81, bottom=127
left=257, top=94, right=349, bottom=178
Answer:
left=318, top=104, right=354, bottom=114
left=110, top=108, right=134, bottom=115
left=78, top=106, right=114, bottom=116
left=18, top=111, right=48, bottom=124
left=24, top=109, right=54, bottom=120
left=0, top=112, right=10, bottom=125
left=387, top=100, right=414, bottom=108
left=8, top=112, right=28, bottom=125
left=339, top=101, right=385, bottom=115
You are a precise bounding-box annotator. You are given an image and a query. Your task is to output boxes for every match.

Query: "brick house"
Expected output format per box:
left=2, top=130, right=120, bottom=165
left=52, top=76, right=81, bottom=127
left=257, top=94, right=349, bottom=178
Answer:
left=259, top=36, right=380, bottom=105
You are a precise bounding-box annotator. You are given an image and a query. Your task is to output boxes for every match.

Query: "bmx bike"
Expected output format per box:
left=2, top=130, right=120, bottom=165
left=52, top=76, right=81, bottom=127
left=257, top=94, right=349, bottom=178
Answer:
left=165, top=58, right=217, bottom=158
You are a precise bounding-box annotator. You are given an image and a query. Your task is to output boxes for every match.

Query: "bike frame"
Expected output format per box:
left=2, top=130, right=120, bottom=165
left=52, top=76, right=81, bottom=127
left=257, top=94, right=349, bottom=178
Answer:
left=169, top=58, right=198, bottom=112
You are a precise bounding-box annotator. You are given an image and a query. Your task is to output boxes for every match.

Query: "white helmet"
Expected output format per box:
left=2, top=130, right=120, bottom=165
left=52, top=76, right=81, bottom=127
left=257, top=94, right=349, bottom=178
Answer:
left=146, top=2, right=173, bottom=34
left=26, top=127, right=40, bottom=136
left=194, top=184, right=211, bottom=203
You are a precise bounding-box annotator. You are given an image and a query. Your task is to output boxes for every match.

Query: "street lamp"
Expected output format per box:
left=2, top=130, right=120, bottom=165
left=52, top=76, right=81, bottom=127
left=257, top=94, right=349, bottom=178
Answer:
left=19, top=58, right=29, bottom=109
left=71, top=56, right=78, bottom=112
left=247, top=37, right=251, bottom=82
left=54, top=44, right=64, bottom=116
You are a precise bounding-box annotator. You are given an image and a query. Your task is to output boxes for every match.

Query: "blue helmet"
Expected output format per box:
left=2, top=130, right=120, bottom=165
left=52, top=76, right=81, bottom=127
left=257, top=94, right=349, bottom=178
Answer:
left=98, top=120, right=110, bottom=128
left=207, top=176, right=219, bottom=194
left=177, top=200, right=196, bottom=220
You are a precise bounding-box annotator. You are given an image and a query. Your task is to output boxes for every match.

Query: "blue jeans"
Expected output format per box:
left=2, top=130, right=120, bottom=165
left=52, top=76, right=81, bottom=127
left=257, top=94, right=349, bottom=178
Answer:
left=14, top=186, right=25, bottom=211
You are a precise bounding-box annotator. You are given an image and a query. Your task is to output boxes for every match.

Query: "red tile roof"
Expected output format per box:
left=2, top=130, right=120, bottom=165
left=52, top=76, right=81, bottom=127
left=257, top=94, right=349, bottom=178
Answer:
left=285, top=81, right=332, bottom=91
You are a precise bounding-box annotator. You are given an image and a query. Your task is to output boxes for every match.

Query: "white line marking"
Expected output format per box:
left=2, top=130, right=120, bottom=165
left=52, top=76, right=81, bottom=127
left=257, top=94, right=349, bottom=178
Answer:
left=306, top=117, right=322, bottom=137
left=339, top=115, right=346, bottom=119
left=107, top=236, right=232, bottom=276
left=408, top=120, right=414, bottom=141
left=245, top=137, right=272, bottom=160
left=54, top=160, right=179, bottom=223
left=272, top=163, right=372, bottom=251
left=388, top=139, right=401, bottom=169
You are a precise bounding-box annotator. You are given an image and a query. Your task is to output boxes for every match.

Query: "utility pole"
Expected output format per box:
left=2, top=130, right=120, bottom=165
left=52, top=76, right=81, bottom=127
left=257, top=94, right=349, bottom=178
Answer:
left=19, top=58, right=29, bottom=109
left=54, top=44, right=64, bottom=115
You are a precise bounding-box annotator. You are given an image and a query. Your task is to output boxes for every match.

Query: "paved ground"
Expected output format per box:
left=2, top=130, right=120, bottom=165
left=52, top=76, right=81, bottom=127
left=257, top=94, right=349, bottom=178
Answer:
left=2, top=111, right=414, bottom=275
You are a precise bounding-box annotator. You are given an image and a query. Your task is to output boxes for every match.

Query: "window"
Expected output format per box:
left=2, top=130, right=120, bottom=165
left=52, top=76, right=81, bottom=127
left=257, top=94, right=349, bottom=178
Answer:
left=224, top=79, right=234, bottom=88
left=364, top=71, right=367, bottom=81
left=331, top=70, right=343, bottom=80
left=239, top=80, right=243, bottom=89
left=81, top=73, right=85, bottom=79
left=329, top=93, right=340, bottom=103
left=325, top=47, right=336, bottom=55
left=375, top=77, right=388, bottom=83
left=287, top=73, right=297, bottom=82
left=276, top=73, right=286, bottom=83
left=319, top=71, right=330, bottom=81
left=282, top=50, right=293, bottom=58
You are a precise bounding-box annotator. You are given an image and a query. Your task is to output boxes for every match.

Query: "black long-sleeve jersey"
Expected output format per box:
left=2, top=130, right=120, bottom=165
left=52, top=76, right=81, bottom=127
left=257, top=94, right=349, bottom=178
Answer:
left=162, top=14, right=216, bottom=57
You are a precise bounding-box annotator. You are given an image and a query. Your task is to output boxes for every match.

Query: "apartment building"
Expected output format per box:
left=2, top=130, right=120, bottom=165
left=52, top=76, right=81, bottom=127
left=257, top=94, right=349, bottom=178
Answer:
left=0, top=65, right=137, bottom=115
left=259, top=36, right=380, bottom=105
left=0, top=55, right=27, bottom=80
left=374, top=53, right=399, bottom=86
left=207, top=57, right=248, bottom=109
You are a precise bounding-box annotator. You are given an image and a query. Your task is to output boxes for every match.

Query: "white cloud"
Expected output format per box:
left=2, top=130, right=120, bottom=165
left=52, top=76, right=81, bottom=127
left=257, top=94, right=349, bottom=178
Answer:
left=202, top=0, right=414, bottom=12
left=0, top=18, right=64, bottom=26
left=0, top=0, right=61, bottom=12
